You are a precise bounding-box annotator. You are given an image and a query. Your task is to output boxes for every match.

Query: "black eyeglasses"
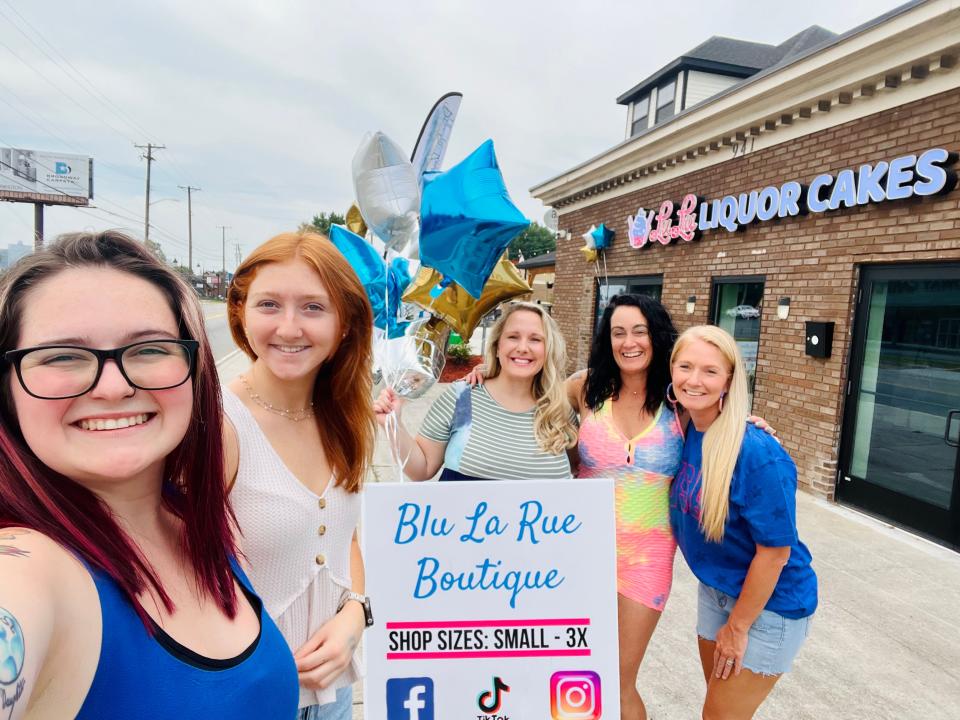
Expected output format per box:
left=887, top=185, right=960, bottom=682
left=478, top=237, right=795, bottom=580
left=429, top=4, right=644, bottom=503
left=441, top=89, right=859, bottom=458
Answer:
left=4, top=339, right=199, bottom=400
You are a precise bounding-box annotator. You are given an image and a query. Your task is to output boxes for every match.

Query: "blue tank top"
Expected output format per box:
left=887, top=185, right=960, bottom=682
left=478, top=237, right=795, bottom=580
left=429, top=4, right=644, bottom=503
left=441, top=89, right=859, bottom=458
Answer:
left=76, top=557, right=299, bottom=719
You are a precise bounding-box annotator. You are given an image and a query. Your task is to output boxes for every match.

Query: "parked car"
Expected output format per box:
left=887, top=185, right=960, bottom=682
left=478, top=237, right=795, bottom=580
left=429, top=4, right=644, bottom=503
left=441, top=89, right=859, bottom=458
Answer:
left=726, top=304, right=761, bottom=318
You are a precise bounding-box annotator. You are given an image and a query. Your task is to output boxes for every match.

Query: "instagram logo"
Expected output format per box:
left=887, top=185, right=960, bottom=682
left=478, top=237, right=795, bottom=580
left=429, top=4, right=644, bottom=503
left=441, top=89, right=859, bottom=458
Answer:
left=550, top=671, right=602, bottom=719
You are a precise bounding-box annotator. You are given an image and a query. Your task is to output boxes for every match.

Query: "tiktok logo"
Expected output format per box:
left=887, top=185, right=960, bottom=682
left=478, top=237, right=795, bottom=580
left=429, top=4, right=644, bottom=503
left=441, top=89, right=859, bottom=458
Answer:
left=477, top=676, right=511, bottom=714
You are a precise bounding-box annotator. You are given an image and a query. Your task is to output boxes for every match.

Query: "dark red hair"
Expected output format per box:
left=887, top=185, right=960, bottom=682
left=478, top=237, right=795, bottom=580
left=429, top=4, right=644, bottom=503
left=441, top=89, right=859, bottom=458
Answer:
left=0, top=231, right=239, bottom=623
left=227, top=230, right=375, bottom=493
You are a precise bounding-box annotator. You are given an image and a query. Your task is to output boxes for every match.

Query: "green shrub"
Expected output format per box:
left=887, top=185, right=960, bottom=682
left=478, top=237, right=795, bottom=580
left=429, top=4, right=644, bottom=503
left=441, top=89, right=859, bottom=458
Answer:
left=446, top=343, right=473, bottom=364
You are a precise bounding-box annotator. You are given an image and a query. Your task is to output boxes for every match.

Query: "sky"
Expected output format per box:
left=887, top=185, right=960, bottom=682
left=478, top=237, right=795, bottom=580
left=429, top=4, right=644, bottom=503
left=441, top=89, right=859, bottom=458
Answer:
left=0, top=0, right=909, bottom=271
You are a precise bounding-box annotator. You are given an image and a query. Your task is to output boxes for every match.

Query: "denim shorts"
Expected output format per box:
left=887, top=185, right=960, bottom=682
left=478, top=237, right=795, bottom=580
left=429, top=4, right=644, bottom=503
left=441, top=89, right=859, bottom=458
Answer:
left=297, top=687, right=353, bottom=720
left=696, top=583, right=811, bottom=676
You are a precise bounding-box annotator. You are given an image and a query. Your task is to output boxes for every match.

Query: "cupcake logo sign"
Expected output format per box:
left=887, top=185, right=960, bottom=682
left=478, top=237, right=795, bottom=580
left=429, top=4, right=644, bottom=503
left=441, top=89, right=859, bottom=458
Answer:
left=625, top=147, right=956, bottom=250
left=628, top=194, right=699, bottom=249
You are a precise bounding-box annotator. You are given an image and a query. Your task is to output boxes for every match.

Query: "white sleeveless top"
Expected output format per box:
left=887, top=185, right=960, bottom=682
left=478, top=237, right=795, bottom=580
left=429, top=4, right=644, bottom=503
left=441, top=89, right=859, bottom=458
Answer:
left=223, top=388, right=361, bottom=709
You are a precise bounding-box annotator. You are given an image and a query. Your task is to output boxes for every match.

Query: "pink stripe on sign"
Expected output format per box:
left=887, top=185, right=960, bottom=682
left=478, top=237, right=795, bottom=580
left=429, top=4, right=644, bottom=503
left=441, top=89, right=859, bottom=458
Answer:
left=387, top=649, right=591, bottom=660
left=386, top=618, right=590, bottom=630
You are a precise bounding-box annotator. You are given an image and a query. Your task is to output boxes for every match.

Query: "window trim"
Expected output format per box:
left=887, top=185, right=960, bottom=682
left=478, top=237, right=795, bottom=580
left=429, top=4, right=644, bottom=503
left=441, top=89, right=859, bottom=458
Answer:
left=631, top=95, right=650, bottom=136
left=709, top=274, right=766, bottom=321
left=709, top=275, right=765, bottom=411
left=656, top=79, right=676, bottom=108
left=594, top=275, right=664, bottom=334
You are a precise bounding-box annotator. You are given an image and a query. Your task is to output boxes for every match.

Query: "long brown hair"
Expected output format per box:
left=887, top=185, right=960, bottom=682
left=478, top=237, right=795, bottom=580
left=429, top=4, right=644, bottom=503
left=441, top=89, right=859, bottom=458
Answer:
left=0, top=230, right=239, bottom=624
left=227, top=230, right=375, bottom=492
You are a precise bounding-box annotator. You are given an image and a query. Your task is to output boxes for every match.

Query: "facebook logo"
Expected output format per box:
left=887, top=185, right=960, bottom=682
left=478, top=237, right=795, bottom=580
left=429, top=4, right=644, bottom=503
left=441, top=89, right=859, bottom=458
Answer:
left=386, top=677, right=435, bottom=720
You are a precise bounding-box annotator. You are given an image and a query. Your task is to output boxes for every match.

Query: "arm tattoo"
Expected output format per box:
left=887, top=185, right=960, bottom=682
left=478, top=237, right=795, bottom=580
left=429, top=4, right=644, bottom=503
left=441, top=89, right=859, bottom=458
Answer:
left=0, top=534, right=28, bottom=560
left=0, top=608, right=26, bottom=720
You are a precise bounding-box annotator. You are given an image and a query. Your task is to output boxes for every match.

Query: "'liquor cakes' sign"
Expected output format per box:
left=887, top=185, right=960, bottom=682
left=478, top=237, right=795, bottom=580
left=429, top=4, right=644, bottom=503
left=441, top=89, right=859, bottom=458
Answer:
left=627, top=147, right=957, bottom=249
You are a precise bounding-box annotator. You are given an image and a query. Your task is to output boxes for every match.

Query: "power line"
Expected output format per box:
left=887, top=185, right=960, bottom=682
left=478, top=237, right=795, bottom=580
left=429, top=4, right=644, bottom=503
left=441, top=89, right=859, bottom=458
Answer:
left=0, top=86, right=145, bottom=184
left=0, top=34, right=134, bottom=147
left=0, top=0, right=160, bottom=145
left=0, top=161, right=213, bottom=261
left=0, top=136, right=183, bottom=249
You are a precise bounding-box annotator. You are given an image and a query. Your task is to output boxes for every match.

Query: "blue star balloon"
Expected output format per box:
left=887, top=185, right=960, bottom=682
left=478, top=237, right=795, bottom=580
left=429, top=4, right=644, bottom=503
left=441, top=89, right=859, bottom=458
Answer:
left=328, top=224, right=387, bottom=327
left=386, top=256, right=414, bottom=338
left=418, top=140, right=530, bottom=298
left=329, top=225, right=415, bottom=337
left=591, top=223, right=615, bottom=250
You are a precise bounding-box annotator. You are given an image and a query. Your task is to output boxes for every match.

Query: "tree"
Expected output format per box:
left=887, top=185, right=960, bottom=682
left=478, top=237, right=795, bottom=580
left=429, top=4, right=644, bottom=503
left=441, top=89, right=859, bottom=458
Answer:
left=144, top=238, right=167, bottom=263
left=508, top=222, right=555, bottom=261
left=301, top=211, right=346, bottom=236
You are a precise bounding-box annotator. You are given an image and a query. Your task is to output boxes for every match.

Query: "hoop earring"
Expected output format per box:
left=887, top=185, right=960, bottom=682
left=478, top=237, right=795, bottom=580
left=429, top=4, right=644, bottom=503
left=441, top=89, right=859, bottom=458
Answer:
left=718, top=390, right=726, bottom=413
left=665, top=383, right=678, bottom=408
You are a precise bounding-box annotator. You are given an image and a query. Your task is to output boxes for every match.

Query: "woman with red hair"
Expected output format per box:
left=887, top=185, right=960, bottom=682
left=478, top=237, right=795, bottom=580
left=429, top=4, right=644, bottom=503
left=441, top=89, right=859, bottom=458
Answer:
left=224, top=230, right=376, bottom=719
left=0, top=231, right=298, bottom=719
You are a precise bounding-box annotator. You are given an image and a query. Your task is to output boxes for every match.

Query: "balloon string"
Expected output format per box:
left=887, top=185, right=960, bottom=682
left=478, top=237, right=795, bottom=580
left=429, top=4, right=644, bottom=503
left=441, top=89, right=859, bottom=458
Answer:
left=592, top=254, right=603, bottom=305
left=381, top=259, right=409, bottom=482
left=383, top=409, right=412, bottom=483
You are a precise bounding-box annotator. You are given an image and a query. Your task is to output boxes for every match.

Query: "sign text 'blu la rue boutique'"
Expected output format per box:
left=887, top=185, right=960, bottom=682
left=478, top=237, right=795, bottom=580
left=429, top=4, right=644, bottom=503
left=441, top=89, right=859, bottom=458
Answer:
left=626, top=147, right=958, bottom=248
left=392, top=499, right=581, bottom=608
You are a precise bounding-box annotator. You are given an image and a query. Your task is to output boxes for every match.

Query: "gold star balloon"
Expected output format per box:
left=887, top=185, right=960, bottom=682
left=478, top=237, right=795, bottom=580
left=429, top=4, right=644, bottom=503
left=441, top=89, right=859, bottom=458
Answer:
left=580, top=245, right=598, bottom=263
left=402, top=256, right=531, bottom=337
left=345, top=203, right=368, bottom=237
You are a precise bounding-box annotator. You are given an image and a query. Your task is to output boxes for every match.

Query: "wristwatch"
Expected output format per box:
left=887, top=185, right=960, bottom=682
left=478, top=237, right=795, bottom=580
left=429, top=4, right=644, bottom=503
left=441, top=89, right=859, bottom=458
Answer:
left=338, top=590, right=374, bottom=628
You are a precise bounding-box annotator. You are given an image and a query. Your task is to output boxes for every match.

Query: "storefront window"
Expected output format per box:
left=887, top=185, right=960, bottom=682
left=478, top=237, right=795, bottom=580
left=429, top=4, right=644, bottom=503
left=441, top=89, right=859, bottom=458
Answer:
left=594, top=275, right=663, bottom=331
left=710, top=277, right=764, bottom=410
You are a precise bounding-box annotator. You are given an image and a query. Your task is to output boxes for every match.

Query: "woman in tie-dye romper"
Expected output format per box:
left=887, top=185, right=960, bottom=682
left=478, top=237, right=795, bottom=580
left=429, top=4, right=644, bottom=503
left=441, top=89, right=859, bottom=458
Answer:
left=572, top=294, right=682, bottom=720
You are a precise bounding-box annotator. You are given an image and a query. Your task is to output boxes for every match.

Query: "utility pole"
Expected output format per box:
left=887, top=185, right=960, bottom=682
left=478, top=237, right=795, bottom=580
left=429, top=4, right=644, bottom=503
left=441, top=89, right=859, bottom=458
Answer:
left=218, top=225, right=231, bottom=299
left=135, top=143, right=165, bottom=243
left=234, top=242, right=242, bottom=268
left=33, top=203, right=44, bottom=251
left=178, top=185, right=200, bottom=272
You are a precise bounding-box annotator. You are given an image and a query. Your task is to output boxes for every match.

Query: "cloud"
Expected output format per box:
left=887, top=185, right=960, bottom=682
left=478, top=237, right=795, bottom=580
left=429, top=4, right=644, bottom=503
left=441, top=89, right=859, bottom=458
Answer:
left=0, top=0, right=906, bottom=264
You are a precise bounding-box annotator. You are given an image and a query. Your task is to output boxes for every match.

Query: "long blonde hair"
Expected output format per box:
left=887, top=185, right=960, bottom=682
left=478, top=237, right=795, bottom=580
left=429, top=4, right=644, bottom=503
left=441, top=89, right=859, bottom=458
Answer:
left=483, top=302, right=577, bottom=454
left=670, top=325, right=749, bottom=542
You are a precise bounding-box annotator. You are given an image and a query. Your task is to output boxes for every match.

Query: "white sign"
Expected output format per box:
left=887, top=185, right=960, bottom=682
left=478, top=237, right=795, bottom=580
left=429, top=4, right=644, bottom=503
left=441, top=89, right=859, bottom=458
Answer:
left=363, top=479, right=620, bottom=720
left=0, top=147, right=92, bottom=200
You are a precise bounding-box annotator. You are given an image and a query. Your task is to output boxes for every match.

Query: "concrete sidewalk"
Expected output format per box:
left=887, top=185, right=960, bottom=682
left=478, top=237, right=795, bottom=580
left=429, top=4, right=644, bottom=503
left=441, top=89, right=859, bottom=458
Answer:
left=364, top=383, right=960, bottom=719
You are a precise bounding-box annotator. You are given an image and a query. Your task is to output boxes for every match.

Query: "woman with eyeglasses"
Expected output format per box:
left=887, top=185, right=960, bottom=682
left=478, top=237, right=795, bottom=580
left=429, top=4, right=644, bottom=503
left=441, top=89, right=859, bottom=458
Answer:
left=0, top=231, right=298, bottom=719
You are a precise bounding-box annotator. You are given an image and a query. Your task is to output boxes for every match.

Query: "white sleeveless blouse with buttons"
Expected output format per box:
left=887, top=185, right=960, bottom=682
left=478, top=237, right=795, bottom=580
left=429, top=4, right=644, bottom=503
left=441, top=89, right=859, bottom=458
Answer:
left=223, top=388, right=361, bottom=709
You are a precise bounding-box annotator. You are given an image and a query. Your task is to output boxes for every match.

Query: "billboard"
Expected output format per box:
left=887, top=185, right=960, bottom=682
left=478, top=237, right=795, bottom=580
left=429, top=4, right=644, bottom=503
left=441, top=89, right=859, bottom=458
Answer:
left=0, top=148, right=92, bottom=206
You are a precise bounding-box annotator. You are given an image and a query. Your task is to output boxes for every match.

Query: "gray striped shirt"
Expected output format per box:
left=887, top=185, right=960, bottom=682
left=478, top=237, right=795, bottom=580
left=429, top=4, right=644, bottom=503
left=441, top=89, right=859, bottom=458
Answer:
left=419, top=382, right=573, bottom=480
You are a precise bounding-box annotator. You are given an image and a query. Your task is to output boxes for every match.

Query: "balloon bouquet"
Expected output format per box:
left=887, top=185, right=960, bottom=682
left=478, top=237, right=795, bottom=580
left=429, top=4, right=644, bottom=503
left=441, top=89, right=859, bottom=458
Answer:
left=580, top=222, right=615, bottom=312
left=328, top=93, right=534, bottom=477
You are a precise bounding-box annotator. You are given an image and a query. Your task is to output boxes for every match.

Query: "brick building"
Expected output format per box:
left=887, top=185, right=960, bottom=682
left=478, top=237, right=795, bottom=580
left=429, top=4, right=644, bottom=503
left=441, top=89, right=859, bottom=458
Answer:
left=532, top=0, right=960, bottom=547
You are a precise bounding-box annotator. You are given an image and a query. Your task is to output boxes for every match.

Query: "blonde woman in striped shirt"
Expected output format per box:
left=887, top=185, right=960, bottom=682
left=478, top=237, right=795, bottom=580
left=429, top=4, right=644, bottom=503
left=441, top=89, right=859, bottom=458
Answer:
left=374, top=302, right=578, bottom=481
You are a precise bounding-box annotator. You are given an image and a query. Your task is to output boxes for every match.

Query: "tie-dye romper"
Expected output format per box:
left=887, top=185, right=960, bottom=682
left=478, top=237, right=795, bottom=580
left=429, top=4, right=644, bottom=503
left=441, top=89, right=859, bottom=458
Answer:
left=578, top=401, right=684, bottom=611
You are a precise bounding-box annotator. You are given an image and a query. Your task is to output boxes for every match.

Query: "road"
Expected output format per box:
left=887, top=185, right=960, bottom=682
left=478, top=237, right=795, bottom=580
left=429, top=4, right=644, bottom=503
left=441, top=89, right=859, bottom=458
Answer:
left=200, top=300, right=249, bottom=380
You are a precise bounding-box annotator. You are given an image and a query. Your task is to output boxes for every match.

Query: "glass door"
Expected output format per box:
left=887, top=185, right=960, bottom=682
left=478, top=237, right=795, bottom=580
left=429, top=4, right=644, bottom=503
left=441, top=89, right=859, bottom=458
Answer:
left=838, top=264, right=960, bottom=547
